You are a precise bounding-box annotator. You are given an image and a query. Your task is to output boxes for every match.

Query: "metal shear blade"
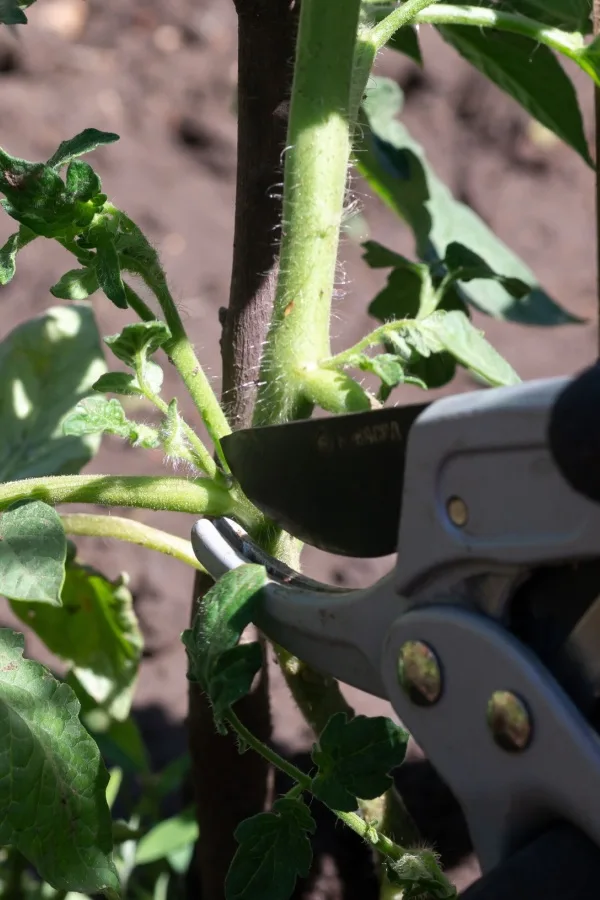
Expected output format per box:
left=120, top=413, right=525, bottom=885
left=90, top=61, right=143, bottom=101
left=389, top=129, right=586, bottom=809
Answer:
left=191, top=518, right=399, bottom=699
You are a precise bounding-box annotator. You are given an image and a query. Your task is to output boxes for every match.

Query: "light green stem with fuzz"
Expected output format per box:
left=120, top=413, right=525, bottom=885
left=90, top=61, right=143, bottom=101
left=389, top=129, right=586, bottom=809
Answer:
left=253, top=0, right=363, bottom=425
left=60, top=513, right=204, bottom=570
left=0, top=475, right=233, bottom=518
left=371, top=0, right=443, bottom=49
left=110, top=207, right=232, bottom=466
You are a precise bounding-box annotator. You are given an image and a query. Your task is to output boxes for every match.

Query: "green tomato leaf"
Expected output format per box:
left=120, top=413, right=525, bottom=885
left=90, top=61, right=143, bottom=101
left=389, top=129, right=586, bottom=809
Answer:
left=443, top=242, right=530, bottom=298
left=0, top=305, right=107, bottom=481
left=135, top=808, right=198, bottom=866
left=63, top=395, right=160, bottom=449
left=311, top=713, right=409, bottom=813
left=0, top=502, right=66, bottom=605
left=406, top=310, right=520, bottom=386
left=92, top=372, right=142, bottom=397
left=104, top=321, right=170, bottom=397
left=0, top=628, right=119, bottom=893
left=385, top=849, right=456, bottom=900
left=46, top=128, right=120, bottom=170
left=405, top=350, right=457, bottom=390
left=226, top=798, right=315, bottom=900
left=0, top=147, right=97, bottom=239
left=438, top=27, right=592, bottom=166
left=91, top=230, right=128, bottom=309
left=63, top=395, right=132, bottom=440
left=500, top=0, right=591, bottom=32
left=0, top=225, right=36, bottom=285
left=356, top=77, right=581, bottom=325
left=12, top=562, right=143, bottom=721
left=0, top=0, right=28, bottom=24
left=50, top=266, right=100, bottom=300
left=182, top=564, right=267, bottom=732
left=66, top=160, right=102, bottom=202
left=105, top=320, right=172, bottom=368
left=369, top=264, right=435, bottom=320
left=209, top=643, right=264, bottom=724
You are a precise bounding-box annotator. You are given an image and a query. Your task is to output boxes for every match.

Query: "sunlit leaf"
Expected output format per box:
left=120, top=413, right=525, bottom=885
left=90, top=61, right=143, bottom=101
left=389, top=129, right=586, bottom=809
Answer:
left=0, top=304, right=107, bottom=481
left=0, top=629, right=119, bottom=893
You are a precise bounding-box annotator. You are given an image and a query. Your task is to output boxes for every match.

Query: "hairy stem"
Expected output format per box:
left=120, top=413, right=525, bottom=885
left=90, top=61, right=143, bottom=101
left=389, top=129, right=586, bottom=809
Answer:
left=0, top=475, right=233, bottom=517
left=60, top=513, right=204, bottom=570
left=113, top=207, right=232, bottom=466
left=410, top=5, right=586, bottom=59
left=135, top=363, right=217, bottom=478
left=253, top=0, right=363, bottom=425
left=371, top=0, right=442, bottom=49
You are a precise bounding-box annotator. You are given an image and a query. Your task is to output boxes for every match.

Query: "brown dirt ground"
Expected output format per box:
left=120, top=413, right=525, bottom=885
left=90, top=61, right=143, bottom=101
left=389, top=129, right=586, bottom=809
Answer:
left=0, top=0, right=598, bottom=895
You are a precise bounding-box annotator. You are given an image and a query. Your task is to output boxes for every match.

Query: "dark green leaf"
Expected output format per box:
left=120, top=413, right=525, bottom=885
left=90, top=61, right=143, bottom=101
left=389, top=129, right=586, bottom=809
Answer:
left=362, top=240, right=409, bottom=269
left=63, top=395, right=160, bottom=449
left=92, top=372, right=143, bottom=397
left=0, top=502, right=66, bottom=605
left=136, top=808, right=198, bottom=866
left=0, top=629, right=119, bottom=893
left=50, top=266, right=99, bottom=300
left=444, top=242, right=530, bottom=298
left=66, top=160, right=102, bottom=202
left=369, top=266, right=433, bottom=320
left=182, top=565, right=267, bottom=731
left=92, top=230, right=128, bottom=309
left=12, top=562, right=143, bottom=721
left=311, top=713, right=409, bottom=812
left=356, top=77, right=581, bottom=325
left=0, top=155, right=88, bottom=239
left=385, top=849, right=456, bottom=900
left=438, top=27, right=591, bottom=165
left=500, top=0, right=591, bottom=32
left=46, top=128, right=120, bottom=170
left=209, top=643, right=264, bottom=724
left=405, top=351, right=456, bottom=390
left=0, top=0, right=28, bottom=24
left=0, top=225, right=36, bottom=285
left=226, top=798, right=315, bottom=900
left=0, top=304, right=107, bottom=480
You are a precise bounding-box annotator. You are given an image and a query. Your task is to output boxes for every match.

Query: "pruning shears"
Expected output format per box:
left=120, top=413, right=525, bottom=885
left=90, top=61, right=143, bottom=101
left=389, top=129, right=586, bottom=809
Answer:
left=192, top=362, right=600, bottom=899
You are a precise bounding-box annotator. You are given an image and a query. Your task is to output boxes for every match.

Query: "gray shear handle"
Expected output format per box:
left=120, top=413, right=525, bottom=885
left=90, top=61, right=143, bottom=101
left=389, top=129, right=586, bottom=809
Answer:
left=462, top=824, right=600, bottom=900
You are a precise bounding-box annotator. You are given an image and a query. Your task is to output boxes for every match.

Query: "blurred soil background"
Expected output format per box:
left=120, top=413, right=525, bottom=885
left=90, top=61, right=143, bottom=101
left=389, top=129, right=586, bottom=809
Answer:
left=0, top=0, right=597, bottom=895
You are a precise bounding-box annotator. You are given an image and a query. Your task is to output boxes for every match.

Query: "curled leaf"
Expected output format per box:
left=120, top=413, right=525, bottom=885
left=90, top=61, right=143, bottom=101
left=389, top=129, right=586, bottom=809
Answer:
left=50, top=266, right=99, bottom=301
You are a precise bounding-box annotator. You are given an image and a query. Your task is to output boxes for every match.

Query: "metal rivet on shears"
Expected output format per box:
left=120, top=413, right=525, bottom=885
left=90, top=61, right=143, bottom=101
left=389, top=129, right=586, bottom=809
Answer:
left=397, top=640, right=442, bottom=706
left=447, top=496, right=468, bottom=527
left=487, top=690, right=532, bottom=752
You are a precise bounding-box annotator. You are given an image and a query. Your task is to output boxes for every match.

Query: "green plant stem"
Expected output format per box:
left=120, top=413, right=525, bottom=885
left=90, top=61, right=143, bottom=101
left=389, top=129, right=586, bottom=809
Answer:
left=135, top=364, right=217, bottom=478
left=123, top=282, right=156, bottom=322
left=0, top=474, right=234, bottom=517
left=276, top=647, right=355, bottom=735
left=411, top=5, right=586, bottom=58
left=371, top=0, right=442, bottom=49
left=226, top=709, right=447, bottom=878
left=253, top=0, right=363, bottom=425
left=322, top=319, right=412, bottom=368
left=110, top=206, right=232, bottom=467
left=60, top=513, right=204, bottom=570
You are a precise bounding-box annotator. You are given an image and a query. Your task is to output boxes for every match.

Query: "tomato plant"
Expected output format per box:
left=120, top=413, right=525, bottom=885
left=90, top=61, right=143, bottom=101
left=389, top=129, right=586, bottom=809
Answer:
left=0, top=0, right=598, bottom=898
